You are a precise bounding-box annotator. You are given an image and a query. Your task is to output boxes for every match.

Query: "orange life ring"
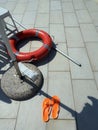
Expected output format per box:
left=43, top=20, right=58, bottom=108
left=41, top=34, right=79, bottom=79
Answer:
left=9, top=29, right=52, bottom=62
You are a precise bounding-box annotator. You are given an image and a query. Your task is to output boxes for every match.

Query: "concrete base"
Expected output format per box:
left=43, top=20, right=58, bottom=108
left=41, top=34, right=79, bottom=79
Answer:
left=1, top=63, right=43, bottom=101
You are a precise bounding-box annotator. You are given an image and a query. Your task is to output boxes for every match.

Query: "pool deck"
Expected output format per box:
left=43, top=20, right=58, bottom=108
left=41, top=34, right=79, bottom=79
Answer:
left=0, top=0, right=98, bottom=130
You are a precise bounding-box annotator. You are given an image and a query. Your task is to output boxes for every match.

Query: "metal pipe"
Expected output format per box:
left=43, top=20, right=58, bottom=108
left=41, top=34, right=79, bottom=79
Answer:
left=53, top=46, right=81, bottom=67
left=13, top=17, right=82, bottom=67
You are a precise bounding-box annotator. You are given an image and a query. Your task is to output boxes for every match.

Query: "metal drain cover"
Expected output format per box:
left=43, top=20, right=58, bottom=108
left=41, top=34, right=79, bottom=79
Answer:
left=1, top=63, right=43, bottom=101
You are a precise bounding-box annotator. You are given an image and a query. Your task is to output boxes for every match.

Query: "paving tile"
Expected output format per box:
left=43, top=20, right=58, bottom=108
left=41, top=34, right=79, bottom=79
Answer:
left=90, top=12, right=98, bottom=26
left=13, top=3, right=27, bottom=14
left=85, top=0, right=98, bottom=12
left=73, top=80, right=98, bottom=112
left=64, top=13, right=79, bottom=27
left=38, top=0, right=49, bottom=13
left=68, top=48, right=94, bottom=79
left=80, top=24, right=98, bottom=42
left=76, top=10, right=92, bottom=23
left=22, top=11, right=36, bottom=25
left=86, top=43, right=98, bottom=71
left=65, top=27, right=84, bottom=47
left=26, top=1, right=39, bottom=11
left=94, top=72, right=98, bottom=88
left=50, top=0, right=61, bottom=10
left=62, top=0, right=72, bottom=1
left=0, top=119, right=16, bottom=130
left=50, top=24, right=66, bottom=42
left=73, top=80, right=98, bottom=130
left=35, top=13, right=49, bottom=27
left=62, top=2, right=74, bottom=12
left=50, top=10, right=63, bottom=24
left=73, top=1, right=86, bottom=10
left=13, top=14, right=23, bottom=23
left=0, top=100, right=19, bottom=118
left=48, top=72, right=75, bottom=119
left=4, top=1, right=17, bottom=12
left=49, top=44, right=69, bottom=71
left=15, top=80, right=48, bottom=130
left=47, top=120, right=76, bottom=130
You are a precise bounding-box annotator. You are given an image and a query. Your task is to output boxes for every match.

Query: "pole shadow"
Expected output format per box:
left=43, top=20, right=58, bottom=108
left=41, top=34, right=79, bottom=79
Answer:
left=39, top=90, right=98, bottom=130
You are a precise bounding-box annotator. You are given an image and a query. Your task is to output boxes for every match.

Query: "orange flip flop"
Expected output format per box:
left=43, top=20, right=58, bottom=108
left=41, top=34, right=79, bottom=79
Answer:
left=42, top=98, right=54, bottom=122
left=51, top=96, right=60, bottom=119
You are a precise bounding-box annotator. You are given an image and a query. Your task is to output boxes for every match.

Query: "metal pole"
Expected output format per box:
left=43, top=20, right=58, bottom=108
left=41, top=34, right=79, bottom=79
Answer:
left=13, top=17, right=82, bottom=67
left=53, top=46, right=81, bottom=67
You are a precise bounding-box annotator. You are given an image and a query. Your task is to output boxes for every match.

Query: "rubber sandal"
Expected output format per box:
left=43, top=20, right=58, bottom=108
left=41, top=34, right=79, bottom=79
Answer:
left=42, top=98, right=54, bottom=122
left=51, top=96, right=60, bottom=119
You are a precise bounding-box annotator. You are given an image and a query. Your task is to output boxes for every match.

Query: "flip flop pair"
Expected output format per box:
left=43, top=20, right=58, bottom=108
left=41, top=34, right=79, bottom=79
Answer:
left=42, top=96, right=60, bottom=122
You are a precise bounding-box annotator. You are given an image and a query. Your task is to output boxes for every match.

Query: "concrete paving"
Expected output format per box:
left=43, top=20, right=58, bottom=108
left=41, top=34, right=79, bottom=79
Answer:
left=0, top=0, right=98, bottom=130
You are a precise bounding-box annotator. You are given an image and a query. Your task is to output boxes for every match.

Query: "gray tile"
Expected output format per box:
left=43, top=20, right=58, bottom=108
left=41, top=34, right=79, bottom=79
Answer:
left=50, top=24, right=66, bottom=42
left=0, top=100, right=19, bottom=118
left=49, top=44, right=69, bottom=72
left=90, top=12, right=98, bottom=26
left=68, top=48, right=94, bottom=79
left=94, top=72, right=98, bottom=87
left=35, top=13, right=49, bottom=27
left=26, top=1, right=38, bottom=11
left=15, top=96, right=46, bottom=130
left=73, top=1, right=86, bottom=10
left=65, top=27, right=84, bottom=47
left=50, top=0, right=61, bottom=10
left=5, top=1, right=17, bottom=12
left=22, top=11, right=36, bottom=25
left=73, top=80, right=98, bottom=130
left=13, top=3, right=26, bottom=14
left=73, top=80, right=98, bottom=112
left=47, top=120, right=76, bottom=130
left=50, top=11, right=63, bottom=23
left=0, top=119, right=16, bottom=130
left=48, top=72, right=75, bottom=119
left=86, top=43, right=98, bottom=71
left=38, top=0, right=49, bottom=13
left=15, top=80, right=48, bottom=130
left=62, top=2, right=74, bottom=12
left=80, top=24, right=98, bottom=42
left=64, top=13, right=79, bottom=27
left=76, top=10, right=92, bottom=23
left=85, top=0, right=98, bottom=12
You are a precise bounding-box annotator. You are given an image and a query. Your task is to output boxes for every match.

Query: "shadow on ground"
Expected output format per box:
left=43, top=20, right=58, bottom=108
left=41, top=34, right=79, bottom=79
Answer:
left=39, top=90, right=98, bottom=130
left=0, top=44, right=12, bottom=103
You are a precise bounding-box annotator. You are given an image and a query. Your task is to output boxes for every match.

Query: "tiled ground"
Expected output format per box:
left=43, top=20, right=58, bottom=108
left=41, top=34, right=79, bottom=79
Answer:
left=0, top=0, right=98, bottom=130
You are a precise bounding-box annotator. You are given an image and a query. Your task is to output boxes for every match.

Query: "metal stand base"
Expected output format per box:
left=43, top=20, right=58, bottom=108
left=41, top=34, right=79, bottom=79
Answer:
left=1, top=63, right=43, bottom=101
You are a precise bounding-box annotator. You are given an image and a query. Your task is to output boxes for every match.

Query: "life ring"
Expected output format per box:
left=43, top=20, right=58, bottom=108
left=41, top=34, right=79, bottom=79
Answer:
left=9, top=29, right=52, bottom=62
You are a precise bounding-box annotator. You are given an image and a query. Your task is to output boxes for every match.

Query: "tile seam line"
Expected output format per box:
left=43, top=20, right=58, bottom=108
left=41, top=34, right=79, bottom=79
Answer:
left=72, top=0, right=95, bottom=80
left=61, top=0, right=78, bottom=129
left=80, top=1, right=98, bottom=77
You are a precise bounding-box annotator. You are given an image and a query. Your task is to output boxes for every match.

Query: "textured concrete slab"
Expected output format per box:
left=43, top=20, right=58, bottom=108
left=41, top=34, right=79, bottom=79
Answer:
left=50, top=10, right=63, bottom=24
left=86, top=43, right=98, bottom=71
left=80, top=24, right=98, bottom=42
left=62, top=2, right=74, bottom=12
left=68, top=48, right=94, bottom=79
left=65, top=27, right=84, bottom=47
left=35, top=13, right=49, bottom=27
left=47, top=120, right=76, bottom=130
left=50, top=24, right=66, bottom=42
left=73, top=80, right=98, bottom=130
left=76, top=10, right=92, bottom=23
left=49, top=44, right=69, bottom=72
left=48, top=72, right=75, bottom=119
left=64, top=13, right=79, bottom=27
left=0, top=119, right=16, bottom=130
